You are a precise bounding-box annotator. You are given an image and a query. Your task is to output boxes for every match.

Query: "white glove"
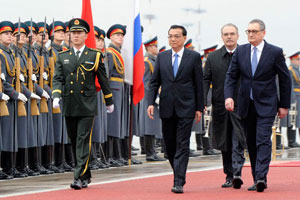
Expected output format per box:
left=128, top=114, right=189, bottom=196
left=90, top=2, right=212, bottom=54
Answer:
left=30, top=93, right=41, bottom=100
left=31, top=74, right=37, bottom=82
left=53, top=98, right=60, bottom=109
left=42, top=90, right=50, bottom=100
left=106, top=104, right=114, bottom=113
left=17, top=93, right=28, bottom=103
left=19, top=74, right=25, bottom=82
left=1, top=93, right=10, bottom=101
left=0, top=73, right=5, bottom=81
left=155, top=97, right=160, bottom=105
left=43, top=72, right=48, bottom=81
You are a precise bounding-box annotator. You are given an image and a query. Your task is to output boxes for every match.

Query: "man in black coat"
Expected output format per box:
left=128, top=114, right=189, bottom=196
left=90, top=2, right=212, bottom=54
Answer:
left=147, top=25, right=204, bottom=193
left=203, top=23, right=246, bottom=189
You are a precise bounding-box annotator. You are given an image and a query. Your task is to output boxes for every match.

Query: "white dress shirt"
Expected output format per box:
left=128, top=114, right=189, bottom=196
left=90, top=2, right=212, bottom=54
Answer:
left=172, top=47, right=185, bottom=68
left=73, top=45, right=86, bottom=58
left=226, top=47, right=236, bottom=54
left=251, top=40, right=264, bottom=63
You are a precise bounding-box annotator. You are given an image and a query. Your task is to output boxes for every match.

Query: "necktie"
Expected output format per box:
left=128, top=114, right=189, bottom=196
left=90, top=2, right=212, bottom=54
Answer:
left=76, top=50, right=80, bottom=60
left=173, top=53, right=179, bottom=77
left=250, top=47, right=258, bottom=99
left=229, top=52, right=233, bottom=56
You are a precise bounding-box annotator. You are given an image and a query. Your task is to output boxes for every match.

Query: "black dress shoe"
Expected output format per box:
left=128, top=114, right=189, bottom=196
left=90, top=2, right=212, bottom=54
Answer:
left=0, top=170, right=13, bottom=180
left=232, top=177, right=243, bottom=189
left=146, top=154, right=166, bottom=161
left=256, top=180, right=267, bottom=192
left=276, top=144, right=290, bottom=150
left=63, top=162, right=74, bottom=172
left=189, top=151, right=200, bottom=157
left=203, top=149, right=219, bottom=155
left=131, top=157, right=143, bottom=165
left=82, top=178, right=91, bottom=188
left=171, top=186, right=183, bottom=193
left=248, top=184, right=256, bottom=191
left=47, top=164, right=65, bottom=173
left=221, top=179, right=233, bottom=188
left=70, top=179, right=82, bottom=190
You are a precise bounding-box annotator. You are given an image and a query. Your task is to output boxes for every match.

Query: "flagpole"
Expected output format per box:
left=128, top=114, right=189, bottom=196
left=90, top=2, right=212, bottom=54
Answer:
left=128, top=86, right=134, bottom=166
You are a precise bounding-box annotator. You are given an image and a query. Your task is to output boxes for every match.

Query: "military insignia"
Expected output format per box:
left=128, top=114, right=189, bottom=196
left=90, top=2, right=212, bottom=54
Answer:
left=85, top=61, right=94, bottom=64
left=74, top=19, right=80, bottom=25
left=84, top=51, right=88, bottom=55
left=63, top=59, right=70, bottom=64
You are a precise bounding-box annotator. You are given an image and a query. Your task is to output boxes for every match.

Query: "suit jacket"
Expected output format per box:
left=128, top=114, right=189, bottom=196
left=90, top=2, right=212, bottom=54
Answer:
left=52, top=46, right=113, bottom=117
left=224, top=41, right=291, bottom=118
left=148, top=48, right=204, bottom=118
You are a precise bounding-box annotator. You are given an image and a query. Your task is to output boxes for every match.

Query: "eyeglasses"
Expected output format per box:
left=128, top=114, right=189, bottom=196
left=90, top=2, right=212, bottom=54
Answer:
left=245, top=30, right=263, bottom=35
left=168, top=35, right=182, bottom=39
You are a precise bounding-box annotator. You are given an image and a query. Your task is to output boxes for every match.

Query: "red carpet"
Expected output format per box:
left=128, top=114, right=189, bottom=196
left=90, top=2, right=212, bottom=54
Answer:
left=3, top=161, right=300, bottom=200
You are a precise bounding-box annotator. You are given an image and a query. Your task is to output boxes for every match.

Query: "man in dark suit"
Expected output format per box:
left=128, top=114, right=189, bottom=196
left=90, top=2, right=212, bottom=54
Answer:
left=203, top=23, right=246, bottom=189
left=147, top=25, right=204, bottom=194
left=52, top=18, right=114, bottom=190
left=224, top=19, right=291, bottom=192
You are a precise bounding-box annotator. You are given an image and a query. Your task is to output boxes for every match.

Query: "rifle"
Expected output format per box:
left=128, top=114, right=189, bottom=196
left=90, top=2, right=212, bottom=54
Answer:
left=15, top=17, right=27, bottom=116
left=49, top=19, right=61, bottom=114
left=28, top=18, right=40, bottom=116
left=0, top=58, right=9, bottom=116
left=39, top=17, right=49, bottom=113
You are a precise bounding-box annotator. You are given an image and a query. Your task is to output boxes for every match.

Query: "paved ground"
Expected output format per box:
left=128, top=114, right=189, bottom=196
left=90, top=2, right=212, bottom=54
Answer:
left=0, top=144, right=299, bottom=198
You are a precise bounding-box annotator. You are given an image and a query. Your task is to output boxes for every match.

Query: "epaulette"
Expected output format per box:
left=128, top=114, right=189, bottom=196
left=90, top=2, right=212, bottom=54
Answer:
left=144, top=57, right=149, bottom=61
left=289, top=66, right=293, bottom=70
left=48, top=47, right=51, bottom=51
left=58, top=49, right=70, bottom=54
left=90, top=48, right=102, bottom=52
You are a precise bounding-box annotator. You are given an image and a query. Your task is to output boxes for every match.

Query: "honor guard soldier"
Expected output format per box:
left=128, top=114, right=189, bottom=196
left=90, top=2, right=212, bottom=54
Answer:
left=184, top=39, right=201, bottom=157
left=35, top=21, right=61, bottom=173
left=12, top=22, right=41, bottom=177
left=0, top=21, right=27, bottom=178
left=89, top=26, right=109, bottom=169
left=49, top=21, right=74, bottom=172
left=62, top=21, right=71, bottom=51
left=282, top=52, right=300, bottom=148
left=24, top=20, right=53, bottom=175
left=52, top=18, right=114, bottom=189
left=198, top=45, right=220, bottom=155
left=142, top=36, right=166, bottom=161
left=159, top=46, right=166, bottom=53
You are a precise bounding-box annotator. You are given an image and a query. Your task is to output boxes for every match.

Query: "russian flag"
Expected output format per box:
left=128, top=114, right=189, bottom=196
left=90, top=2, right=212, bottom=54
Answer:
left=123, top=0, right=145, bottom=105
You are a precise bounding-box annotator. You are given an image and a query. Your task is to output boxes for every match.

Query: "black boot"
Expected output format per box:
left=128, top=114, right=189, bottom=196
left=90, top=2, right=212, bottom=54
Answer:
left=89, top=143, right=99, bottom=170
left=0, top=152, right=13, bottom=180
left=288, top=128, right=300, bottom=148
left=12, top=152, right=27, bottom=178
left=44, top=145, right=64, bottom=173
left=65, top=143, right=75, bottom=169
left=201, top=136, right=219, bottom=155
left=114, top=138, right=126, bottom=166
left=140, top=137, right=145, bottom=154
left=107, top=137, right=122, bottom=167
left=145, top=135, right=166, bottom=161
left=195, top=133, right=203, bottom=150
left=36, top=146, right=53, bottom=175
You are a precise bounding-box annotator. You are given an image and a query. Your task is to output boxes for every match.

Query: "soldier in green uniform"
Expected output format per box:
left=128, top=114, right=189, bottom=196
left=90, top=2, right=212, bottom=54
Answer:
left=52, top=18, right=113, bottom=190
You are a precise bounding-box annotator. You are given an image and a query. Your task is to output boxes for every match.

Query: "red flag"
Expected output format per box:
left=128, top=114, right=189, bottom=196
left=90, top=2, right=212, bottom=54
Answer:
left=81, top=0, right=101, bottom=91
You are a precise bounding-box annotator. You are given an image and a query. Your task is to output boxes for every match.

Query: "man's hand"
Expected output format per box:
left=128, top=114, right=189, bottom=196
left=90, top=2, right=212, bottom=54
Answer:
left=53, top=98, right=60, bottom=109
left=106, top=104, right=114, bottom=113
left=194, top=111, right=202, bottom=123
left=278, top=108, right=288, bottom=119
left=1, top=93, right=10, bottom=101
left=225, top=98, right=234, bottom=112
left=147, top=105, right=154, bottom=120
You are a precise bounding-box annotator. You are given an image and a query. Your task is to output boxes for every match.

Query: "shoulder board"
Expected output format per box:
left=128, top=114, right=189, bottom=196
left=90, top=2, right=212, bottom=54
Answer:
left=0, top=49, right=2, bottom=54
left=48, top=47, right=51, bottom=51
left=58, top=49, right=70, bottom=54
left=90, top=48, right=102, bottom=53
left=289, top=66, right=293, bottom=70
left=144, top=57, right=149, bottom=61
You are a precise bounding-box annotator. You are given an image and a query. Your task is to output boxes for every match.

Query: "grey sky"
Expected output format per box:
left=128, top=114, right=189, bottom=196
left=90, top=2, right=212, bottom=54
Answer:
left=1, top=0, right=299, bottom=62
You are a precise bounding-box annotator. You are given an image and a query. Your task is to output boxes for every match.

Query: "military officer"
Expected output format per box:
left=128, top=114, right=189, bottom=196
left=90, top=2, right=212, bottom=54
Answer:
left=89, top=25, right=109, bottom=169
left=141, top=36, right=166, bottom=161
left=24, top=20, right=53, bottom=175
left=12, top=22, right=41, bottom=177
left=52, top=18, right=114, bottom=189
left=284, top=52, right=300, bottom=148
left=49, top=20, right=74, bottom=172
left=35, top=22, right=62, bottom=173
left=62, top=21, right=71, bottom=51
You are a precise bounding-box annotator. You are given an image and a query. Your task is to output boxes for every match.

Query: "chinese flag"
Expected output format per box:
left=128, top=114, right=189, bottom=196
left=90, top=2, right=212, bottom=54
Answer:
left=81, top=0, right=101, bottom=91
